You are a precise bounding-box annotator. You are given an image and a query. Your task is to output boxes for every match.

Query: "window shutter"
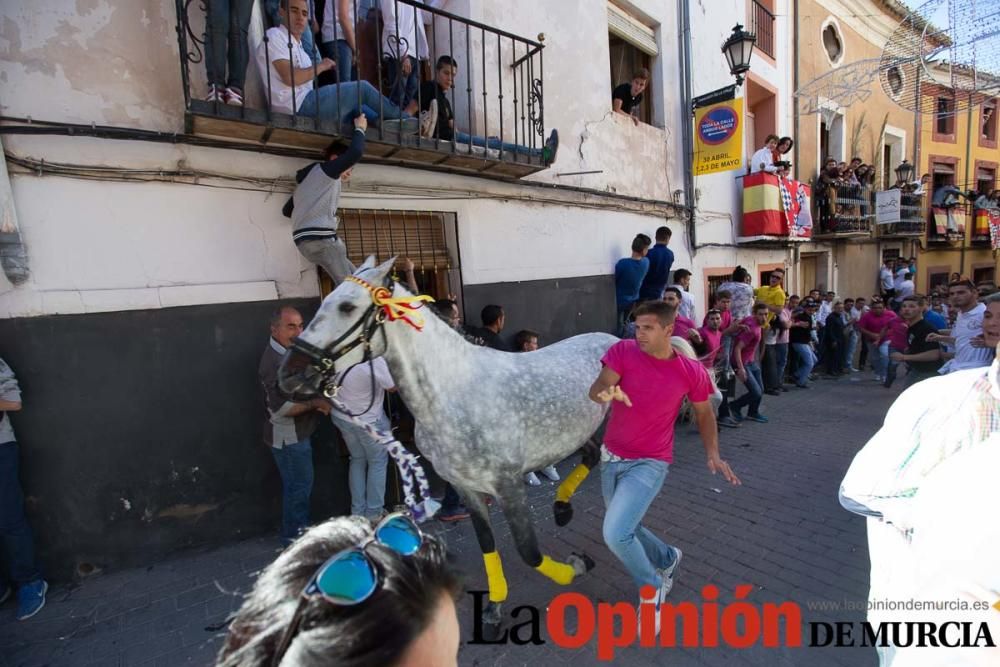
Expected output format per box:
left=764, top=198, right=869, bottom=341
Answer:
left=607, top=3, right=658, bottom=56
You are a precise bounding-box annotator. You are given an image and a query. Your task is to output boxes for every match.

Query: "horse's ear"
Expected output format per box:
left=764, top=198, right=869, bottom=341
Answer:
left=357, top=255, right=377, bottom=272
left=372, top=255, right=398, bottom=286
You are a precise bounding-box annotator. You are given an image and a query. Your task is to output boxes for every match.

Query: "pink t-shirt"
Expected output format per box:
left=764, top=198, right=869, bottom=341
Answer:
left=601, top=340, right=713, bottom=462
left=859, top=310, right=898, bottom=344
left=673, top=315, right=696, bottom=340
left=886, top=318, right=909, bottom=350
left=733, top=316, right=762, bottom=365
left=698, top=327, right=723, bottom=368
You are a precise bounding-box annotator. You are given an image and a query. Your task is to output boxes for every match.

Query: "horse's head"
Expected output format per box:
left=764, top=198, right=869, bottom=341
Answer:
left=278, top=255, right=396, bottom=398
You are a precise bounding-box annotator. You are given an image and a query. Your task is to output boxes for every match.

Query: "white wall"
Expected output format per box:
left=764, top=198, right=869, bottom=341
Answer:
left=0, top=0, right=793, bottom=320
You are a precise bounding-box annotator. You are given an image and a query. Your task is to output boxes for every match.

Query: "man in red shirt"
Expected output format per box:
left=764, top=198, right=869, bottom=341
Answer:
left=726, top=303, right=769, bottom=423
left=858, top=298, right=898, bottom=383
left=589, top=300, right=740, bottom=636
left=694, top=308, right=724, bottom=369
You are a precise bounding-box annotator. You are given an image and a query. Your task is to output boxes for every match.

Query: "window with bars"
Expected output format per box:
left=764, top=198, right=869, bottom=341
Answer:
left=706, top=273, right=732, bottom=309
left=318, top=209, right=461, bottom=300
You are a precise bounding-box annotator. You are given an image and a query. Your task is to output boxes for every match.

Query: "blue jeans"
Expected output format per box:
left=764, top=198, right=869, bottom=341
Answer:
left=843, top=329, right=859, bottom=369
left=791, top=343, right=816, bottom=386
left=205, top=0, right=254, bottom=90
left=730, top=361, right=764, bottom=417
left=333, top=414, right=389, bottom=519
left=321, top=39, right=356, bottom=82
left=884, top=347, right=904, bottom=387
left=0, top=441, right=42, bottom=587
left=454, top=130, right=542, bottom=158
left=298, top=81, right=409, bottom=124
left=773, top=343, right=789, bottom=385
left=867, top=340, right=890, bottom=378
left=271, top=437, right=314, bottom=542
left=601, top=458, right=677, bottom=590
left=383, top=56, right=419, bottom=109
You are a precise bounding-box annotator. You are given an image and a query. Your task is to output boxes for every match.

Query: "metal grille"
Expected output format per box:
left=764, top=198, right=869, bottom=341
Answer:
left=339, top=209, right=454, bottom=271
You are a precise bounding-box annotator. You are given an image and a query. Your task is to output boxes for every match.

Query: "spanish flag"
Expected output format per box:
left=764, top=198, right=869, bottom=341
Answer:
left=742, top=172, right=785, bottom=239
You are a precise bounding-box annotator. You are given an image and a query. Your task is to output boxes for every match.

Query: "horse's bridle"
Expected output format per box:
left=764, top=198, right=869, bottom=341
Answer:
left=287, top=275, right=434, bottom=411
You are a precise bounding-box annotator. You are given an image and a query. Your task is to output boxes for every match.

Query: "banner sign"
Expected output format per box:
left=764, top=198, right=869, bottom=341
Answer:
left=693, top=98, right=744, bottom=176
left=875, top=190, right=902, bottom=224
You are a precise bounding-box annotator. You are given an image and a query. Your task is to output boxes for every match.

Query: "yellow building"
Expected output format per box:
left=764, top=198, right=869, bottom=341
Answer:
left=793, top=0, right=921, bottom=300
left=914, top=79, right=998, bottom=291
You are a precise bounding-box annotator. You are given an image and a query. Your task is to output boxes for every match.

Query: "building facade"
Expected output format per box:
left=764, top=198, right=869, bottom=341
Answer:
left=1, top=0, right=793, bottom=577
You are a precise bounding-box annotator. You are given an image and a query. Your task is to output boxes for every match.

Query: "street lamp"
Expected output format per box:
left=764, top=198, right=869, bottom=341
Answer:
left=722, top=24, right=756, bottom=86
left=894, top=160, right=915, bottom=184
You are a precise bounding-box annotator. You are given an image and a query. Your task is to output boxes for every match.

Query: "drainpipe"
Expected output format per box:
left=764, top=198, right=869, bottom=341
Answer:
left=679, top=0, right=697, bottom=256
left=792, top=0, right=800, bottom=180
left=960, top=90, right=973, bottom=276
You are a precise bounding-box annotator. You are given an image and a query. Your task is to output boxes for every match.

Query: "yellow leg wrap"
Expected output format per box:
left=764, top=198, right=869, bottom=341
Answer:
left=483, top=551, right=508, bottom=602
left=535, top=555, right=576, bottom=585
left=555, top=463, right=590, bottom=503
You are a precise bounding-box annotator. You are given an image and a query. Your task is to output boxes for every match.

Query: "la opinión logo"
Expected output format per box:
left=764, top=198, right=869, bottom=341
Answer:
left=467, top=585, right=998, bottom=661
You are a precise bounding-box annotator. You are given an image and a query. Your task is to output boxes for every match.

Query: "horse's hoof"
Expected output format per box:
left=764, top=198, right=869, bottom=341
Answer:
left=567, top=552, right=596, bottom=575
left=553, top=501, right=573, bottom=527
left=481, top=601, right=503, bottom=640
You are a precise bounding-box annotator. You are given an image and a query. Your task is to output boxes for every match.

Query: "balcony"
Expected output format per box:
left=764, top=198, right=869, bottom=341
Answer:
left=813, top=183, right=874, bottom=238
left=749, top=0, right=775, bottom=59
left=175, top=0, right=548, bottom=178
left=739, top=172, right=812, bottom=243
left=878, top=192, right=926, bottom=238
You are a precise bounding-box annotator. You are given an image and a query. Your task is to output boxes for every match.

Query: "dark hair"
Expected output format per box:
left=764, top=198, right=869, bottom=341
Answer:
left=948, top=279, right=976, bottom=291
left=514, top=329, right=539, bottom=350
left=633, top=67, right=650, bottom=80
left=752, top=303, right=768, bottom=313
left=431, top=299, right=457, bottom=318
left=850, top=156, right=862, bottom=163
left=664, top=286, right=683, bottom=299
left=900, top=296, right=920, bottom=306
left=673, top=268, right=692, bottom=281
left=217, top=516, right=461, bottom=667
left=777, top=136, right=794, bottom=152
left=436, top=55, right=457, bottom=70
left=732, top=266, right=749, bottom=282
left=631, top=234, right=652, bottom=253
left=764, top=134, right=779, bottom=144
left=716, top=289, right=732, bottom=299
left=655, top=226, right=672, bottom=241
left=789, top=294, right=800, bottom=300
left=633, top=300, right=677, bottom=326
left=481, top=304, right=504, bottom=327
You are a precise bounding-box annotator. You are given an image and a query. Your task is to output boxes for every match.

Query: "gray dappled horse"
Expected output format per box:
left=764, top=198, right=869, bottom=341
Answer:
left=278, top=257, right=705, bottom=634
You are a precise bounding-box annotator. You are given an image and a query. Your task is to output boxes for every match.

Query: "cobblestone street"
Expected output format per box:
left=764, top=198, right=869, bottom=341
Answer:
left=2, top=374, right=900, bottom=667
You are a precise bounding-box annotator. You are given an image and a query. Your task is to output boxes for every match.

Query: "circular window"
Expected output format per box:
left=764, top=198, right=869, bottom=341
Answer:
left=822, top=24, right=843, bottom=64
left=887, top=66, right=904, bottom=96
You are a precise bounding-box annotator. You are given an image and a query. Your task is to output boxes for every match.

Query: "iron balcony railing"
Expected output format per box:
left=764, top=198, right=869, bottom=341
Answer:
left=175, top=0, right=546, bottom=170
left=749, top=0, right=775, bottom=59
left=814, top=181, right=875, bottom=235
left=880, top=191, right=927, bottom=236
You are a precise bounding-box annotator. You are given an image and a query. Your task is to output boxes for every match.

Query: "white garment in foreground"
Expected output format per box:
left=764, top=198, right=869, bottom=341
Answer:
left=333, top=357, right=396, bottom=424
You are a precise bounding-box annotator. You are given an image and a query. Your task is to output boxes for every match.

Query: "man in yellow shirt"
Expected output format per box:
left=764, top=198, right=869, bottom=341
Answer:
left=754, top=268, right=787, bottom=326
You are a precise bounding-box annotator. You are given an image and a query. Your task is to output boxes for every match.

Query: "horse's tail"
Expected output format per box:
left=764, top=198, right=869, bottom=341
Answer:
left=670, top=336, right=721, bottom=398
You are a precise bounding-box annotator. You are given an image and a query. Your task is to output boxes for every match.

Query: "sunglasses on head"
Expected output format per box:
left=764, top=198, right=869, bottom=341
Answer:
left=271, top=512, right=425, bottom=666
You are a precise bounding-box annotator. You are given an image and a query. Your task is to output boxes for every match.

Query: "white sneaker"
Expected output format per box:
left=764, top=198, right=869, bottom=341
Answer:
left=874, top=375, right=884, bottom=383
left=850, top=367, right=860, bottom=373
left=637, top=585, right=661, bottom=638
left=524, top=471, right=541, bottom=486
left=539, top=465, right=560, bottom=482
left=660, top=546, right=682, bottom=596
left=419, top=99, right=438, bottom=138
left=205, top=84, right=224, bottom=103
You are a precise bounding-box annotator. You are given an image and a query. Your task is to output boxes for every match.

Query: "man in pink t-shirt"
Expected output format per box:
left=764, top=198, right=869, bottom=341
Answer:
left=664, top=287, right=698, bottom=342
left=858, top=299, right=898, bottom=383
left=589, top=300, right=740, bottom=636
left=695, top=308, right=724, bottom=369
left=723, top=303, right=770, bottom=423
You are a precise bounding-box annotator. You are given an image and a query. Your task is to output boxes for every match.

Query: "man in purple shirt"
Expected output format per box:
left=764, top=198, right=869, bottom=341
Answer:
left=726, top=303, right=769, bottom=423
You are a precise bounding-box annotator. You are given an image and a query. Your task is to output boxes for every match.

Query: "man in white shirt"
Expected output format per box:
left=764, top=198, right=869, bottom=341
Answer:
left=749, top=135, right=779, bottom=174
left=893, top=272, right=915, bottom=309
left=669, top=268, right=696, bottom=321
left=379, top=0, right=437, bottom=110
left=259, top=0, right=418, bottom=132
left=331, top=357, right=397, bottom=519
left=930, top=279, right=995, bottom=374
left=878, top=259, right=895, bottom=302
